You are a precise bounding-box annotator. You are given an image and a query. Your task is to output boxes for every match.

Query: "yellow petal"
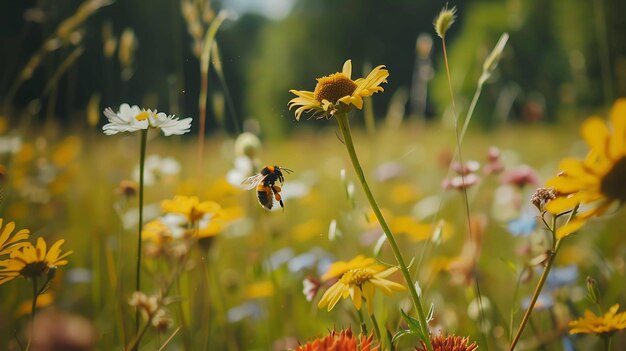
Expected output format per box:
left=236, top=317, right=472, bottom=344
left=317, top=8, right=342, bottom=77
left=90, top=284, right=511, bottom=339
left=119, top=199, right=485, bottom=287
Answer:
left=342, top=60, right=352, bottom=79
left=546, top=175, right=599, bottom=194
left=558, top=158, right=602, bottom=178
left=0, top=220, right=11, bottom=246
left=354, top=65, right=389, bottom=97
left=556, top=218, right=586, bottom=239
left=362, top=282, right=375, bottom=312
left=350, top=286, right=362, bottom=310
left=609, top=99, right=626, bottom=159
left=318, top=283, right=344, bottom=311
left=35, top=237, right=47, bottom=261
left=545, top=193, right=586, bottom=213
left=375, top=267, right=398, bottom=279
left=338, top=95, right=363, bottom=110
left=581, top=117, right=609, bottom=155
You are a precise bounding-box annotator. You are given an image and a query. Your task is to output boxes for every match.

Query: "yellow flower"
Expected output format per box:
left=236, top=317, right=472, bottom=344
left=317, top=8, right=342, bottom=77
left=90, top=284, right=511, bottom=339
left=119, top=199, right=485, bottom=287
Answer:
left=546, top=99, right=626, bottom=238
left=161, top=195, right=221, bottom=223
left=416, top=334, right=478, bottom=351
left=0, top=219, right=30, bottom=257
left=0, top=238, right=72, bottom=285
left=569, top=304, right=626, bottom=336
left=321, top=255, right=382, bottom=281
left=318, top=266, right=405, bottom=312
left=295, top=327, right=379, bottom=351
left=289, top=60, right=389, bottom=120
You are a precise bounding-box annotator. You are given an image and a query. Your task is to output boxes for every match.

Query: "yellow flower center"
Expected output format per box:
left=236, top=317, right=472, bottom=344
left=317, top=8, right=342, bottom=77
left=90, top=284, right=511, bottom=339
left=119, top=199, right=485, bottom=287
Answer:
left=313, top=73, right=357, bottom=104
left=340, top=268, right=374, bottom=286
left=601, top=157, right=626, bottom=201
left=135, top=111, right=149, bottom=121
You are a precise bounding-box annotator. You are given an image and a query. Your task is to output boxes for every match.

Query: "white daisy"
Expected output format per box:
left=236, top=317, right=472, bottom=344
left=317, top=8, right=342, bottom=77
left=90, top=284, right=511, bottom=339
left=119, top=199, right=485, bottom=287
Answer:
left=102, top=103, right=192, bottom=136
left=102, top=103, right=149, bottom=135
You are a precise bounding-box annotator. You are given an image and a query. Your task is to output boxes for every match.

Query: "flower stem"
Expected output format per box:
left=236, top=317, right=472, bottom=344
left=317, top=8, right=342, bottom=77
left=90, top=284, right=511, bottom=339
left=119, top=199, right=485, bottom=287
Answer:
left=605, top=335, right=613, bottom=351
left=335, top=113, right=433, bottom=351
left=508, top=210, right=571, bottom=351
left=26, top=277, right=39, bottom=351
left=369, top=312, right=382, bottom=347
left=135, top=128, right=148, bottom=349
left=508, top=239, right=561, bottom=350
left=126, top=318, right=152, bottom=351
left=357, top=308, right=368, bottom=335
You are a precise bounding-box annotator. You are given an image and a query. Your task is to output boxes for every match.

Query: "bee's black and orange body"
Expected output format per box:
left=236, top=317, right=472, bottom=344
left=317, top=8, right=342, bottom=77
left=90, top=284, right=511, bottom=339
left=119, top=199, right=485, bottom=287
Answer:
left=242, top=165, right=292, bottom=211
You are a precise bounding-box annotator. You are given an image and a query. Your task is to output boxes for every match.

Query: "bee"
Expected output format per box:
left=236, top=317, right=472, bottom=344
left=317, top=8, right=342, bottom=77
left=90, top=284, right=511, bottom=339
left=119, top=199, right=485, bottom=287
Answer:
left=241, top=165, right=293, bottom=210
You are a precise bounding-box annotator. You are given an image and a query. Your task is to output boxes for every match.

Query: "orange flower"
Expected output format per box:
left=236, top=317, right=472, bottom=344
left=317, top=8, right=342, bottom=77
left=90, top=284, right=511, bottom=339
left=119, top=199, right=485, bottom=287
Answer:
left=296, top=327, right=379, bottom=351
left=416, top=334, right=478, bottom=351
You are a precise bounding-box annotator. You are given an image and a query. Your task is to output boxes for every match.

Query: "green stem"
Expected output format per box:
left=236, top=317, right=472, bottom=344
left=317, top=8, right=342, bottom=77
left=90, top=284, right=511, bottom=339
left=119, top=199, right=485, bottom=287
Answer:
left=508, top=240, right=561, bottom=351
left=357, top=308, right=368, bottom=335
left=605, top=335, right=613, bottom=351
left=369, top=311, right=382, bottom=347
left=26, top=277, right=39, bottom=351
left=509, top=210, right=572, bottom=351
left=126, top=318, right=152, bottom=351
left=335, top=113, right=433, bottom=351
left=135, top=128, right=148, bottom=350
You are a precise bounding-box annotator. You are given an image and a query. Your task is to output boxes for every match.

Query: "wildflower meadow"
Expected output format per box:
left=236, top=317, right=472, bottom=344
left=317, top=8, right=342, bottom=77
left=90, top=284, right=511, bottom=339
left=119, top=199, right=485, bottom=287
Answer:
left=1, top=1, right=626, bottom=350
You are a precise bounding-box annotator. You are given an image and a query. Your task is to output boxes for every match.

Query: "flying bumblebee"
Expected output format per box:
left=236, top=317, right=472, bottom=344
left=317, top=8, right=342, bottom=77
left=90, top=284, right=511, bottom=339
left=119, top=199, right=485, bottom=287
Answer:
left=241, top=165, right=293, bottom=210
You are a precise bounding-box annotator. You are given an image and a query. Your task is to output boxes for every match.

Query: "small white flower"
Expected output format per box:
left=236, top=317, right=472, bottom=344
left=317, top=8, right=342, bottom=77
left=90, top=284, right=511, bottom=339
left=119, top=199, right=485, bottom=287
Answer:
left=103, top=103, right=148, bottom=135
left=102, top=103, right=192, bottom=136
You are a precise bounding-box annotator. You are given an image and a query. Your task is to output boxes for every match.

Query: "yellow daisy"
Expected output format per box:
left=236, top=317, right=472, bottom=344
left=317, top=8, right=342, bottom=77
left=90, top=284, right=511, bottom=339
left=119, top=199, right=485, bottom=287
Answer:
left=569, top=304, right=626, bottom=335
left=161, top=195, right=222, bottom=223
left=318, top=266, right=405, bottom=312
left=0, top=219, right=30, bottom=257
left=545, top=99, right=626, bottom=238
left=0, top=238, right=72, bottom=285
left=321, top=255, right=383, bottom=281
left=288, top=60, right=389, bottom=120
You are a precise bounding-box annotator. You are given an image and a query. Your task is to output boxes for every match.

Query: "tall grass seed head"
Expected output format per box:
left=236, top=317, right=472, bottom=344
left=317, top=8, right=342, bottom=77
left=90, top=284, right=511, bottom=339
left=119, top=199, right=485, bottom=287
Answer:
left=434, top=6, right=457, bottom=39
left=483, top=32, right=509, bottom=75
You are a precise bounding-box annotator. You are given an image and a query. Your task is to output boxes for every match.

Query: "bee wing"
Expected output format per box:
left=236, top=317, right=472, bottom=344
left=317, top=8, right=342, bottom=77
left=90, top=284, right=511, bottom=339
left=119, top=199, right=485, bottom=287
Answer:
left=241, top=173, right=267, bottom=190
